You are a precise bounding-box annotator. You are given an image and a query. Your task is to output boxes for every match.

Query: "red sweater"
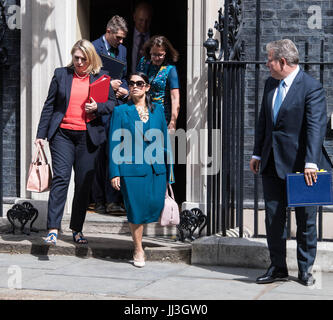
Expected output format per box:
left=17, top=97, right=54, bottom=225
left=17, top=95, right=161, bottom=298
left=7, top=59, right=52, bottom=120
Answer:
left=60, top=74, right=89, bottom=130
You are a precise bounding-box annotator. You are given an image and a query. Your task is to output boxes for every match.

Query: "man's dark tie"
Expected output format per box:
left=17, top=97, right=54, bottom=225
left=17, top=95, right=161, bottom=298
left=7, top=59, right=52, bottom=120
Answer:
left=108, top=47, right=116, bottom=58
left=136, top=33, right=145, bottom=66
left=273, top=80, right=285, bottom=124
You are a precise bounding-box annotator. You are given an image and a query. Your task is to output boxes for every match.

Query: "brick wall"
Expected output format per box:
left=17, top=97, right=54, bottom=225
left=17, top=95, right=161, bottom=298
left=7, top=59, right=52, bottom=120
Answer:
left=240, top=0, right=333, bottom=202
left=1, top=0, right=20, bottom=197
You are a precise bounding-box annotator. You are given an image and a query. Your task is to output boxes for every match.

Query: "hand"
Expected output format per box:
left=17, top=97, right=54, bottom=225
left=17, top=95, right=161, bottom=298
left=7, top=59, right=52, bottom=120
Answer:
left=116, top=87, right=128, bottom=99
left=111, top=177, right=121, bottom=191
left=85, top=97, right=97, bottom=114
left=250, top=158, right=261, bottom=174
left=35, top=139, right=45, bottom=147
left=111, top=80, right=122, bottom=91
left=168, top=120, right=177, bottom=131
left=304, top=168, right=317, bottom=186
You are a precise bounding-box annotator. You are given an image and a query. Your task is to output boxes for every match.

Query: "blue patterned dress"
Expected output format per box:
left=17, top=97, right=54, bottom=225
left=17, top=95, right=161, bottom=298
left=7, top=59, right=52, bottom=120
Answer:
left=137, top=58, right=180, bottom=125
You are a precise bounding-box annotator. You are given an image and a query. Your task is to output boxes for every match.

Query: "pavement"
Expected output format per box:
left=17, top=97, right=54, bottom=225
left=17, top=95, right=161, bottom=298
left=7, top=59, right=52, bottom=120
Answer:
left=0, top=252, right=333, bottom=301
left=1, top=209, right=333, bottom=303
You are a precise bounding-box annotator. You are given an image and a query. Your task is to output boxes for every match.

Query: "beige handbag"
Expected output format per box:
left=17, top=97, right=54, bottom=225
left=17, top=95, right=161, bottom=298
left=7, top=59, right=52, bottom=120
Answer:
left=26, top=142, right=52, bottom=192
left=160, top=184, right=180, bottom=226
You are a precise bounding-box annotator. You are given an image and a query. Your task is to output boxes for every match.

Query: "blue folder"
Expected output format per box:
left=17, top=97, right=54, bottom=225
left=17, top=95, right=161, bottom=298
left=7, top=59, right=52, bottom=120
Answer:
left=286, top=172, right=333, bottom=207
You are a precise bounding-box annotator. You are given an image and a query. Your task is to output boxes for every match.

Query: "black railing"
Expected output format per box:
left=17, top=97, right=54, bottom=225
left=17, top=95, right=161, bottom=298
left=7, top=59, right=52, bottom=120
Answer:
left=204, top=0, right=333, bottom=240
left=204, top=0, right=245, bottom=237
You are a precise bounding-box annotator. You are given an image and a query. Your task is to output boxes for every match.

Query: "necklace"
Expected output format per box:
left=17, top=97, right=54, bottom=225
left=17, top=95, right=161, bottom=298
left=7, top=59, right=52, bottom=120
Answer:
left=74, top=70, right=89, bottom=79
left=135, top=105, right=149, bottom=123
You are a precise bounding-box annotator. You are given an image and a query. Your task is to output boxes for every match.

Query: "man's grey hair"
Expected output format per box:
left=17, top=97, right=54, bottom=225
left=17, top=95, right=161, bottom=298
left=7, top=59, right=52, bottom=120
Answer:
left=106, top=15, right=128, bottom=34
left=266, top=39, right=299, bottom=66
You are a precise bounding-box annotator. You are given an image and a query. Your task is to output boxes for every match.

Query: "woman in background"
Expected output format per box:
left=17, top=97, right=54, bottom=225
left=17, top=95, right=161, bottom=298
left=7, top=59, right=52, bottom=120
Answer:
left=136, top=35, right=180, bottom=130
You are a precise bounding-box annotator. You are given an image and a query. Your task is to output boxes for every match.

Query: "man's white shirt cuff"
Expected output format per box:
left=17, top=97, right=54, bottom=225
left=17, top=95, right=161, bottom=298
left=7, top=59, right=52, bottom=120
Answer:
left=252, top=157, right=317, bottom=171
left=305, top=162, right=318, bottom=170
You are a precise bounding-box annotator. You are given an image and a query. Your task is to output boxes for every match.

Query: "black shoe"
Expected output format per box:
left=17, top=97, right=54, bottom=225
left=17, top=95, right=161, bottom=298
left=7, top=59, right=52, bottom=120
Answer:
left=256, top=266, right=289, bottom=284
left=106, top=202, right=126, bottom=215
left=298, top=271, right=316, bottom=286
left=94, top=203, right=106, bottom=214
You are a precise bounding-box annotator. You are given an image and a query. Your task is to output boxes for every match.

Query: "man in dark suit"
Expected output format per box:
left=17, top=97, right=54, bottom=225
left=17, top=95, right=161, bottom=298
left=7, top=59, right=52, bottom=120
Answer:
left=92, top=15, right=129, bottom=102
left=250, top=39, right=332, bottom=286
left=92, top=15, right=129, bottom=215
left=128, top=2, right=153, bottom=74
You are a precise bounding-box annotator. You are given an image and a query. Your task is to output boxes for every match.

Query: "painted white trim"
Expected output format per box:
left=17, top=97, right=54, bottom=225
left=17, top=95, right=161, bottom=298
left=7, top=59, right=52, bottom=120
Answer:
left=20, top=0, right=78, bottom=213
left=186, top=0, right=222, bottom=213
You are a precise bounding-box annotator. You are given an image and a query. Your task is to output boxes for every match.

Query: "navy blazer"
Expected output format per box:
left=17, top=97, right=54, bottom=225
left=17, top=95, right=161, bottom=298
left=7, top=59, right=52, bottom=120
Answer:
left=92, top=36, right=128, bottom=90
left=36, top=67, right=116, bottom=146
left=108, top=102, right=174, bottom=183
left=254, top=69, right=332, bottom=179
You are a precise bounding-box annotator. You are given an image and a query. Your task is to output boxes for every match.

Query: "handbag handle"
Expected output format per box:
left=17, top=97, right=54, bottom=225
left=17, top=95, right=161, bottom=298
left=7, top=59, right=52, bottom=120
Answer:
left=166, top=183, right=175, bottom=200
left=32, top=142, right=48, bottom=164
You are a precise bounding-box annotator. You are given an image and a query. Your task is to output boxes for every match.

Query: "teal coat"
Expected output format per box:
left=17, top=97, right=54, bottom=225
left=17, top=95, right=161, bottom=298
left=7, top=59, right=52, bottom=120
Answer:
left=108, top=102, right=174, bottom=183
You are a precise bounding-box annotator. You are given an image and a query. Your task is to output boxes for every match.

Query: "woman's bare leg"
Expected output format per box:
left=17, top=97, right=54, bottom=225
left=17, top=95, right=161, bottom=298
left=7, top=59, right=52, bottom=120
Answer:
left=129, top=223, right=145, bottom=266
left=129, top=223, right=144, bottom=254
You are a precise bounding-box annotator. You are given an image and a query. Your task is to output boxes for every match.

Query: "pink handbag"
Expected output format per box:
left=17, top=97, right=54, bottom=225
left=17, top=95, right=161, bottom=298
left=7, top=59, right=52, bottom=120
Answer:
left=160, top=184, right=180, bottom=226
left=26, top=142, right=52, bottom=193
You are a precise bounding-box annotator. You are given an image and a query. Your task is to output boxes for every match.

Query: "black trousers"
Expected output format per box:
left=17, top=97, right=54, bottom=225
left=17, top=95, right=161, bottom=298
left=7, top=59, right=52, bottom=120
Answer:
left=47, top=128, right=99, bottom=231
left=91, top=141, right=123, bottom=204
left=91, top=114, right=122, bottom=205
left=262, top=153, right=317, bottom=273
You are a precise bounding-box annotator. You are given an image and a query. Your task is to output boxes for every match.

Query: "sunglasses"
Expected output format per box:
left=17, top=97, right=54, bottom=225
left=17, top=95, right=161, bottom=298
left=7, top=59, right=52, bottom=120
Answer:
left=129, top=80, right=146, bottom=88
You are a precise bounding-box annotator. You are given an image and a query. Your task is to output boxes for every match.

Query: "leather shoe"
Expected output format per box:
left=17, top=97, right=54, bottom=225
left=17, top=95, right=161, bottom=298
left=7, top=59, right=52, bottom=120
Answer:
left=94, top=203, right=106, bottom=214
left=256, top=266, right=289, bottom=284
left=298, top=271, right=316, bottom=286
left=106, top=202, right=126, bottom=215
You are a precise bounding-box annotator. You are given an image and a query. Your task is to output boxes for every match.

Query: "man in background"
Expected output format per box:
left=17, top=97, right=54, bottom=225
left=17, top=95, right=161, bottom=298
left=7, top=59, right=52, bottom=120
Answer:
left=93, top=15, right=129, bottom=101
left=129, top=2, right=153, bottom=74
left=92, top=15, right=128, bottom=215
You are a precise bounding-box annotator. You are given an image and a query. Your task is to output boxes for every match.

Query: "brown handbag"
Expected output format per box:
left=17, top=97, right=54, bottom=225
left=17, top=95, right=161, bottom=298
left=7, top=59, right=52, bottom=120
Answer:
left=26, top=142, right=52, bottom=192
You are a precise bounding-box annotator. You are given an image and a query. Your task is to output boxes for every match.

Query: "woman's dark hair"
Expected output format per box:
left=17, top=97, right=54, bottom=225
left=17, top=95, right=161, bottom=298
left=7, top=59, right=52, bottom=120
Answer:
left=142, top=35, right=179, bottom=64
left=128, top=72, right=155, bottom=112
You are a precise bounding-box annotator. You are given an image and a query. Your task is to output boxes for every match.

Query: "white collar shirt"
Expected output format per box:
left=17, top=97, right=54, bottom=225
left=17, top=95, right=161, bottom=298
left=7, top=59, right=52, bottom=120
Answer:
left=272, top=65, right=300, bottom=109
left=253, top=65, right=317, bottom=169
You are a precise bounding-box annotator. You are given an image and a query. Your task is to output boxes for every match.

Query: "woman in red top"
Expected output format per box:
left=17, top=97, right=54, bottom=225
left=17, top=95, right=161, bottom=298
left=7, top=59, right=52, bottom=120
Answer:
left=35, top=39, right=116, bottom=245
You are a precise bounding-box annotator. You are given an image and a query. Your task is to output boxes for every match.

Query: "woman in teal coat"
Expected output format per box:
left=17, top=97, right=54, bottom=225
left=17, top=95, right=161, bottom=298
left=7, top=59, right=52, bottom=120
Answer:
left=109, top=72, right=174, bottom=267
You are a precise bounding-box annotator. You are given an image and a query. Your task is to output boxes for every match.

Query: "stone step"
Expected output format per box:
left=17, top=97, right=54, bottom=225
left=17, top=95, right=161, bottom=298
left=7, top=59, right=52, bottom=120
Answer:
left=3, top=199, right=178, bottom=237
left=191, top=235, right=333, bottom=272
left=0, top=203, right=187, bottom=263
left=61, top=211, right=178, bottom=236
left=0, top=231, right=191, bottom=263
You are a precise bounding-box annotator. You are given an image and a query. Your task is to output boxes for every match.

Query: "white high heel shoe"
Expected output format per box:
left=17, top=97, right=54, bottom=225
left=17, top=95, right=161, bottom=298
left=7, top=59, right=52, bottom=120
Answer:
left=133, top=251, right=145, bottom=268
